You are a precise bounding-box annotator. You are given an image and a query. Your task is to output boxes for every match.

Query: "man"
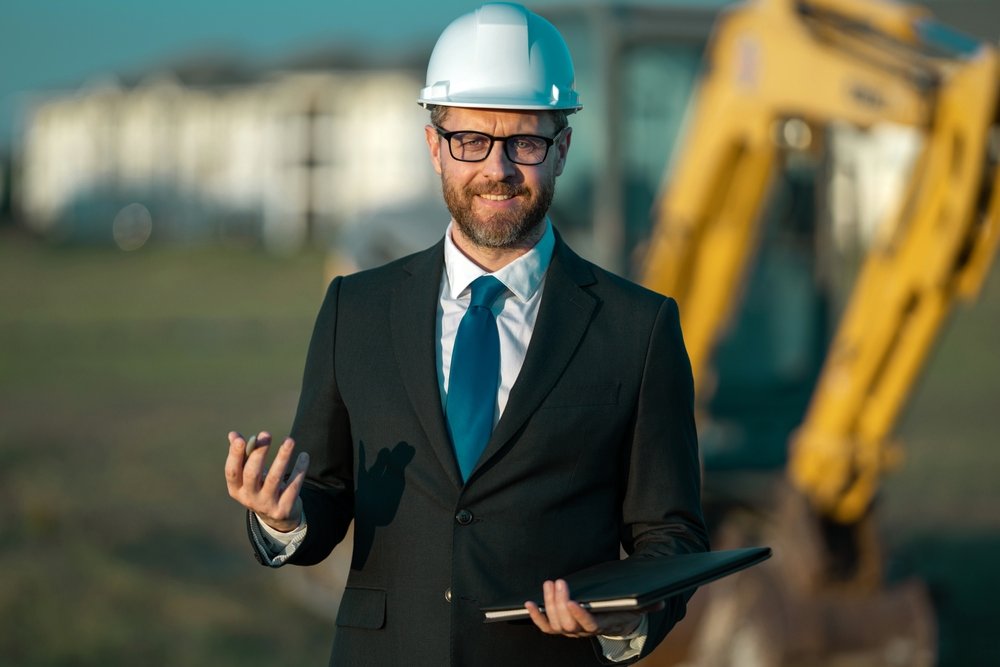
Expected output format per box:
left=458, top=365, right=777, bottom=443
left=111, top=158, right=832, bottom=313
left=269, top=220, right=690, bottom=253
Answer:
left=224, top=3, right=708, bottom=665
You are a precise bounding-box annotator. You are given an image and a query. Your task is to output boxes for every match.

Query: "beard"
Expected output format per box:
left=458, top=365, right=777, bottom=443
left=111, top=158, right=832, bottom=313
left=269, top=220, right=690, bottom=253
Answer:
left=441, top=177, right=555, bottom=249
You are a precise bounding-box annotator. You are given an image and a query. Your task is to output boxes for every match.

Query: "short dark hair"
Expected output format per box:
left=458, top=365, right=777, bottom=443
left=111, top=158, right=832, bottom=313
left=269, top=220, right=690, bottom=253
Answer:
left=428, top=105, right=570, bottom=135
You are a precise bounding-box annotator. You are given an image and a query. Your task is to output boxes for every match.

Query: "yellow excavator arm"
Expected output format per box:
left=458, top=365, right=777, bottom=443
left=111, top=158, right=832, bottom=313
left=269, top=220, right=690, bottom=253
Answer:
left=640, top=0, right=1000, bottom=524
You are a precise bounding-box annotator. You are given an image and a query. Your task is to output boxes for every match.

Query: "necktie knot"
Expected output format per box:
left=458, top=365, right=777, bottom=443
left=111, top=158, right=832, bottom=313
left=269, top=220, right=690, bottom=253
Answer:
left=469, top=275, right=506, bottom=310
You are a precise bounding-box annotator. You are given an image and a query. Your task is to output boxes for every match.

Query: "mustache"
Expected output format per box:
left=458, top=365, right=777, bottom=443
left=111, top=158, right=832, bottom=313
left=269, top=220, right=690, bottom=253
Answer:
left=468, top=183, right=526, bottom=197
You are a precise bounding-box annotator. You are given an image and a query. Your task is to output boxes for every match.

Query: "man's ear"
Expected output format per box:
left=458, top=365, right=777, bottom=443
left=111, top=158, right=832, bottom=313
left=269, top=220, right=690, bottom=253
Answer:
left=553, top=127, right=572, bottom=177
left=425, top=125, right=443, bottom=175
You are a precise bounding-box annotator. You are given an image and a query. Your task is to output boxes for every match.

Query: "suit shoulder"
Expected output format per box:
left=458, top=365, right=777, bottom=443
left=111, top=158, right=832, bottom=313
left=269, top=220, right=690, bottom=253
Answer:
left=333, top=243, right=442, bottom=295
left=554, top=236, right=672, bottom=307
left=574, top=256, right=678, bottom=318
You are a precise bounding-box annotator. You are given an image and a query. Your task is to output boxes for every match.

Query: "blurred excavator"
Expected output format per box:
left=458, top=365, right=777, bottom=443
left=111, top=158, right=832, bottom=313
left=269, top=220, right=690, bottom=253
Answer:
left=636, top=0, right=1000, bottom=665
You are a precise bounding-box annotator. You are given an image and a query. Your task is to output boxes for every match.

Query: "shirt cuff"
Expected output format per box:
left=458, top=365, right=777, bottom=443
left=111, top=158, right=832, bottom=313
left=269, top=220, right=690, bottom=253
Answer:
left=597, top=614, right=648, bottom=662
left=249, top=511, right=307, bottom=567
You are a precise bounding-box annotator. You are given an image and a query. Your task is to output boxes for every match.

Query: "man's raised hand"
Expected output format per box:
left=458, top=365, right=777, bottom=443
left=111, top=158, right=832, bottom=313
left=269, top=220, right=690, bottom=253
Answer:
left=224, top=431, right=309, bottom=533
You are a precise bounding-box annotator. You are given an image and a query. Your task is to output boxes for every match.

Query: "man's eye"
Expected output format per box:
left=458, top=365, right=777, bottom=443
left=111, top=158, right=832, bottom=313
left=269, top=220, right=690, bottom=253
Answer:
left=458, top=135, right=489, bottom=149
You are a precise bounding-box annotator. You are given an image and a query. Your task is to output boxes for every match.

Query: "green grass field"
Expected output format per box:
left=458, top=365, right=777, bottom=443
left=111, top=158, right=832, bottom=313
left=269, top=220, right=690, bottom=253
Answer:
left=1, top=227, right=998, bottom=666
left=0, top=230, right=333, bottom=666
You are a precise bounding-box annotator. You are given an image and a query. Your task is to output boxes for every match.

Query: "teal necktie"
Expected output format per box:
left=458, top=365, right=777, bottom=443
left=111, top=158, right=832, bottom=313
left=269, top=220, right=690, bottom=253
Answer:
left=447, top=275, right=507, bottom=481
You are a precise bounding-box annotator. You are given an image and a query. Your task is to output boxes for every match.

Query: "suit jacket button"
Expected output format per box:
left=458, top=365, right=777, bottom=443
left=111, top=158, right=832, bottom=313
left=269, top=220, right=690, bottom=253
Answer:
left=444, top=588, right=452, bottom=602
left=455, top=509, right=474, bottom=525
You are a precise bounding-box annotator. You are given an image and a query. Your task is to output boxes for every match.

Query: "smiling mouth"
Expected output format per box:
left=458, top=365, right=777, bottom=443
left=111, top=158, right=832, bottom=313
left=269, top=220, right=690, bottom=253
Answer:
left=478, top=193, right=515, bottom=201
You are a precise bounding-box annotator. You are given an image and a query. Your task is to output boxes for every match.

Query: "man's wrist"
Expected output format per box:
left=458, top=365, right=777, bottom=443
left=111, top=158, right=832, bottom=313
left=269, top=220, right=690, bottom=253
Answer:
left=597, top=614, right=648, bottom=662
left=250, top=508, right=308, bottom=566
left=257, top=511, right=306, bottom=543
left=257, top=497, right=304, bottom=534
left=259, top=515, right=301, bottom=534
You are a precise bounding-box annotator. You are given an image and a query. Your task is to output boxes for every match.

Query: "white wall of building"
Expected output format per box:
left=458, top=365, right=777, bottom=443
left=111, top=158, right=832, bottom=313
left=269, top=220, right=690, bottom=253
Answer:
left=18, top=68, right=437, bottom=251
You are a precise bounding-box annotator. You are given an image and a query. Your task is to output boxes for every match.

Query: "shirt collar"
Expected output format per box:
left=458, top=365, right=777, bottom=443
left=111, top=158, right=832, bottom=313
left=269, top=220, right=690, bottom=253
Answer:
left=443, top=219, right=554, bottom=302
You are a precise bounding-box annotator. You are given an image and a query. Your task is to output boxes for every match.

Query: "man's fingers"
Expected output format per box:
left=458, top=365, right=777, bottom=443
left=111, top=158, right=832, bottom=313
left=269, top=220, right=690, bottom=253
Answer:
left=276, top=451, right=309, bottom=516
left=566, top=600, right=599, bottom=634
left=263, top=437, right=296, bottom=492
left=525, top=601, right=552, bottom=633
left=224, top=432, right=248, bottom=494
left=530, top=580, right=600, bottom=638
left=550, top=580, right=582, bottom=633
left=242, top=431, right=271, bottom=486
left=544, top=580, right=579, bottom=634
left=541, top=580, right=558, bottom=631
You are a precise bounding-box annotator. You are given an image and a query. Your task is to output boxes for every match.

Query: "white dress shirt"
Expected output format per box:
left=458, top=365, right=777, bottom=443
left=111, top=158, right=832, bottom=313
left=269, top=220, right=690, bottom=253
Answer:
left=437, top=218, right=552, bottom=423
left=255, top=220, right=646, bottom=661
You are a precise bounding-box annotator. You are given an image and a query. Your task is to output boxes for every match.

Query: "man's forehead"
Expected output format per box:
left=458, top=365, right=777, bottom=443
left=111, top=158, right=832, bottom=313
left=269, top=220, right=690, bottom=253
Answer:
left=441, top=107, right=557, bottom=133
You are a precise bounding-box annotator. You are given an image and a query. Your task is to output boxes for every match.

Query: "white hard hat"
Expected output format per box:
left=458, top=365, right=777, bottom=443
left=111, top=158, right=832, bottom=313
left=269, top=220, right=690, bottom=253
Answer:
left=418, top=2, right=582, bottom=112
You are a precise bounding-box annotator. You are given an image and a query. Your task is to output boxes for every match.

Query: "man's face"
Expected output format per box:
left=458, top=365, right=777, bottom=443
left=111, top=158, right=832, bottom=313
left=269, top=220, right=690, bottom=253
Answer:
left=425, top=107, right=571, bottom=250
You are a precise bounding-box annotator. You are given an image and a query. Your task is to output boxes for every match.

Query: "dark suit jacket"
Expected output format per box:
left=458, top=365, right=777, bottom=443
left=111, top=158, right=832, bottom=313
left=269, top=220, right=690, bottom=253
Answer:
left=261, top=233, right=709, bottom=666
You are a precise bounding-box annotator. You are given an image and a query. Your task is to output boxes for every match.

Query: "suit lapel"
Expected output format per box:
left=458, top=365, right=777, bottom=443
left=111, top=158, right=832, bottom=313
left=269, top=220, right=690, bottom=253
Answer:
left=390, top=240, right=464, bottom=488
left=474, top=237, right=598, bottom=477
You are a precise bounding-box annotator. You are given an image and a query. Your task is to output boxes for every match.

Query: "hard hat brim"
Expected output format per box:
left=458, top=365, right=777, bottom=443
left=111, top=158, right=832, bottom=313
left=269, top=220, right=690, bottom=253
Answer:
left=417, top=97, right=583, bottom=112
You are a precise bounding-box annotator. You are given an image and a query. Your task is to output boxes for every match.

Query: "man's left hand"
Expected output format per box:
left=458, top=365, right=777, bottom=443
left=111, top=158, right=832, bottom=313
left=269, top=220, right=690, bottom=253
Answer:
left=524, top=579, right=663, bottom=638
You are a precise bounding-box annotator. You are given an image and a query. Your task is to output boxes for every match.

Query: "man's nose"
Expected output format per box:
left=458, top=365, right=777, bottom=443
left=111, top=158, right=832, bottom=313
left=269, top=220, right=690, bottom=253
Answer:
left=481, top=139, right=518, bottom=180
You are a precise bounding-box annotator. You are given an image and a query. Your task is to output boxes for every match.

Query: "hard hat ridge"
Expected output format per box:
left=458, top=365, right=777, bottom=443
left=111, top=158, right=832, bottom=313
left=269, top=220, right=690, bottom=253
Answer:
left=418, top=2, right=582, bottom=112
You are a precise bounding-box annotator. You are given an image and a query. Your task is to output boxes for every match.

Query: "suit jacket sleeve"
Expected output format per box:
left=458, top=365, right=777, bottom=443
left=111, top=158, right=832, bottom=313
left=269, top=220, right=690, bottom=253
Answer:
left=616, top=296, right=709, bottom=662
left=279, top=277, right=355, bottom=565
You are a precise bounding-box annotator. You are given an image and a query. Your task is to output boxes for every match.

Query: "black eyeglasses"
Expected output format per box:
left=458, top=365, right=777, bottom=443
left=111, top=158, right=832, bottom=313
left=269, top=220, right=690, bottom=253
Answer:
left=434, top=126, right=560, bottom=166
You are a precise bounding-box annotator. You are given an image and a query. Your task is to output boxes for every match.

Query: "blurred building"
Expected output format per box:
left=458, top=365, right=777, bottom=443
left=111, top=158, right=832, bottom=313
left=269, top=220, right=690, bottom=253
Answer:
left=16, top=63, right=434, bottom=251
